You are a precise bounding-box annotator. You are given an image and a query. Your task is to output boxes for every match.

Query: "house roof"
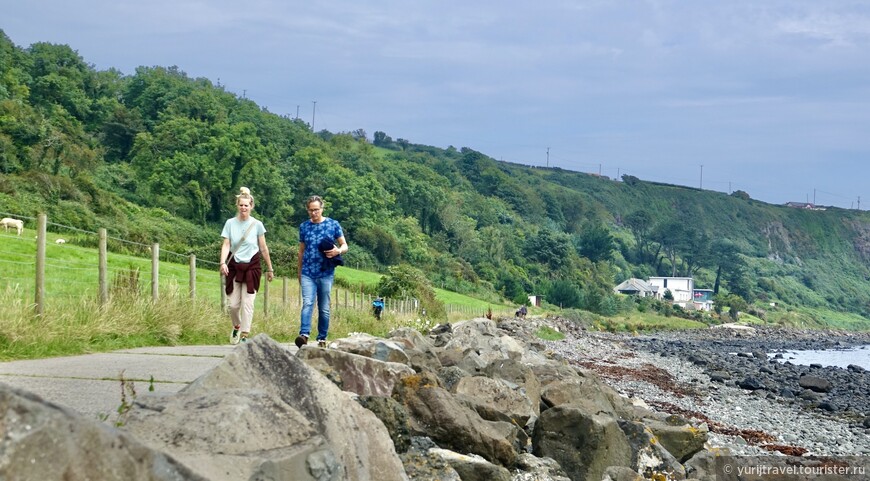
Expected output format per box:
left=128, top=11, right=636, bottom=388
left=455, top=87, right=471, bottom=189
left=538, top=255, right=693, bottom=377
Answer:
left=614, top=278, right=658, bottom=294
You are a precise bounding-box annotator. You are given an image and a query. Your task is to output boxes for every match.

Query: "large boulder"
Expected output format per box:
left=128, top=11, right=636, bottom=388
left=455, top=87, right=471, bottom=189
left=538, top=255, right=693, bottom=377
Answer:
left=643, top=417, right=708, bottom=463
left=617, top=420, right=686, bottom=479
left=123, top=335, right=408, bottom=481
left=297, top=343, right=415, bottom=396
left=389, top=331, right=443, bottom=372
left=442, top=319, right=525, bottom=363
left=513, top=453, right=572, bottom=481
left=429, top=448, right=512, bottom=481
left=454, top=376, right=537, bottom=428
left=532, top=405, right=633, bottom=481
left=358, top=395, right=412, bottom=453
left=483, top=358, right=542, bottom=418
left=530, top=362, right=584, bottom=387
left=798, top=374, right=832, bottom=393
left=541, top=378, right=618, bottom=417
left=392, top=371, right=520, bottom=467
left=400, top=447, right=461, bottom=481
left=328, top=332, right=411, bottom=364
left=0, top=383, right=204, bottom=481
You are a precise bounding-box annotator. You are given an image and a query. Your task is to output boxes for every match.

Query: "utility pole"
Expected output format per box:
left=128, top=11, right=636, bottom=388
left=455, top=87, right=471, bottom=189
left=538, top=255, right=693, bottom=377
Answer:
left=546, top=147, right=549, bottom=168
left=296, top=105, right=300, bottom=119
left=242, top=89, right=246, bottom=99
left=859, top=196, right=862, bottom=210
left=599, top=163, right=602, bottom=176
left=699, top=165, right=703, bottom=189
left=311, top=100, right=317, bottom=132
left=617, top=167, right=620, bottom=180
left=813, top=189, right=816, bottom=205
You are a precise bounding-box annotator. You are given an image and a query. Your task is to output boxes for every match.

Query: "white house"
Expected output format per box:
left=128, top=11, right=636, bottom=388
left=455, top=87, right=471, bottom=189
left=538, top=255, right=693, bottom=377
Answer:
left=648, top=277, right=694, bottom=305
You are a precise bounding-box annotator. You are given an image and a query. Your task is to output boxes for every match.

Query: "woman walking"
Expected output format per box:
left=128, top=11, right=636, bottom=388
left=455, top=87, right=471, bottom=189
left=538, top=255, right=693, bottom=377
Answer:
left=219, top=187, right=274, bottom=344
left=296, top=195, right=347, bottom=348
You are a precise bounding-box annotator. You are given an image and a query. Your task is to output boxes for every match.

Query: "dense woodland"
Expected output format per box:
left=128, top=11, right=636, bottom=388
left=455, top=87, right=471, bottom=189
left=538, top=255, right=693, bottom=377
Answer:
left=3, top=30, right=870, bottom=327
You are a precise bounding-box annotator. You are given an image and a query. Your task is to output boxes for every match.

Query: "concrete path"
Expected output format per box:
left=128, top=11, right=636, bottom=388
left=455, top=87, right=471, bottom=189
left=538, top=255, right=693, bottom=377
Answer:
left=0, top=343, right=298, bottom=423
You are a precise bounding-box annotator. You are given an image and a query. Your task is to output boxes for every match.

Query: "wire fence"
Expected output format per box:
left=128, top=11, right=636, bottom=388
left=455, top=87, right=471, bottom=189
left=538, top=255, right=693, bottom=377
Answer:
left=0, top=213, right=492, bottom=320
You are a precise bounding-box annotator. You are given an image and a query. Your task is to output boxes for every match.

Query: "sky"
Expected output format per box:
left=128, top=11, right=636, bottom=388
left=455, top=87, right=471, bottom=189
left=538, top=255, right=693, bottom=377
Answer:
left=3, top=1, right=870, bottom=208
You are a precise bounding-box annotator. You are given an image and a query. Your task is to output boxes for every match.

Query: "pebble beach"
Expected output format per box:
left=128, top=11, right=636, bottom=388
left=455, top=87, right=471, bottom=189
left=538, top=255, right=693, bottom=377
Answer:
left=542, top=320, right=870, bottom=457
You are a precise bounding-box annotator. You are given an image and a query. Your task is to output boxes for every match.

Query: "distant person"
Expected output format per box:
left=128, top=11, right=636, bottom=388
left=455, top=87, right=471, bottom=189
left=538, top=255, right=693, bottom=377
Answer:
left=219, top=187, right=274, bottom=344
left=296, top=195, right=348, bottom=348
left=516, top=305, right=527, bottom=319
left=372, top=296, right=385, bottom=320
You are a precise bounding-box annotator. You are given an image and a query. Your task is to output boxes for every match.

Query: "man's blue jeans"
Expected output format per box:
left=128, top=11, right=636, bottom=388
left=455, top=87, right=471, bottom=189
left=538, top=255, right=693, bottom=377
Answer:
left=300, top=274, right=334, bottom=341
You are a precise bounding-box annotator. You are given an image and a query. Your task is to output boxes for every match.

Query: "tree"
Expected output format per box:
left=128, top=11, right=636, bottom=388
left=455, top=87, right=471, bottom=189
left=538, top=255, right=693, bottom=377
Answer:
left=373, top=130, right=394, bottom=148
left=577, top=224, right=615, bottom=262
left=625, top=210, right=654, bottom=263
left=547, top=279, right=582, bottom=308
left=525, top=228, right=573, bottom=272
left=730, top=190, right=751, bottom=200
left=711, top=239, right=746, bottom=294
left=377, top=264, right=445, bottom=321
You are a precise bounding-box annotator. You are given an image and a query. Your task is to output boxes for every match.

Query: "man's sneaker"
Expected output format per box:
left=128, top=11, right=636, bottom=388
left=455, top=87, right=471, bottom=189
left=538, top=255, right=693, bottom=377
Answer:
left=318, top=340, right=327, bottom=348
left=294, top=335, right=308, bottom=348
left=230, top=328, right=240, bottom=345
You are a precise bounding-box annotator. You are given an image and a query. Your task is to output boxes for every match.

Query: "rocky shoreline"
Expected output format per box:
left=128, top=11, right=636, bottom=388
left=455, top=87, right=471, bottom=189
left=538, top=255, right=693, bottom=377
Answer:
left=3, top=316, right=869, bottom=480
left=544, top=319, right=870, bottom=457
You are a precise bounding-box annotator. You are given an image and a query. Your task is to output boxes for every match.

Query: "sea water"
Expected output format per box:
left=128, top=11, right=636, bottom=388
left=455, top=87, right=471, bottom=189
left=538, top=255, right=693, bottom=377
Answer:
left=770, top=344, right=870, bottom=370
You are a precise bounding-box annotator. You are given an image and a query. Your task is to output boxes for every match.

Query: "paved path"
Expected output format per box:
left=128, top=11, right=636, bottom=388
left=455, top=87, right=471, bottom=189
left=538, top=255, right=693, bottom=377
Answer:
left=0, top=343, right=297, bottom=423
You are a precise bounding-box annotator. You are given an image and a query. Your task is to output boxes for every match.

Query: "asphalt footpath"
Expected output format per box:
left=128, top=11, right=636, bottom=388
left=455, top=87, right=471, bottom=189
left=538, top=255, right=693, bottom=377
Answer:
left=0, top=342, right=298, bottom=423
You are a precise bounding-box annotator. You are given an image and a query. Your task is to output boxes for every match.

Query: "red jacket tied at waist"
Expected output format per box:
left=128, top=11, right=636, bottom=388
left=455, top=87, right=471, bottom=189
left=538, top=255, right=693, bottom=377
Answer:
left=226, top=251, right=262, bottom=295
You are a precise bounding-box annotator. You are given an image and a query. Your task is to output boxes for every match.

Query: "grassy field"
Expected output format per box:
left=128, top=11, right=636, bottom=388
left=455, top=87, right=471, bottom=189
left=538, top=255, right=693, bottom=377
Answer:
left=0, top=228, right=512, bottom=360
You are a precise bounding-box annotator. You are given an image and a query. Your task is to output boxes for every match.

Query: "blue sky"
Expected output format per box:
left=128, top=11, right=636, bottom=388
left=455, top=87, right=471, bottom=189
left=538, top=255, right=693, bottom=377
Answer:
left=3, top=1, right=870, bottom=208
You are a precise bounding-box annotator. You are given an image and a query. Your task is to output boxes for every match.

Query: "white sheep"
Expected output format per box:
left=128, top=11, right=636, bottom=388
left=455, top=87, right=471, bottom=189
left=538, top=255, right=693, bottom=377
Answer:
left=55, top=238, right=66, bottom=244
left=0, top=218, right=23, bottom=236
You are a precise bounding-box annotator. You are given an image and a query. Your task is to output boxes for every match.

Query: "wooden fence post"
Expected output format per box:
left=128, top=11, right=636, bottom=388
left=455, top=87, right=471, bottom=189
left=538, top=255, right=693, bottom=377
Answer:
left=282, top=277, right=288, bottom=306
left=188, top=254, right=196, bottom=300
left=34, top=214, right=46, bottom=317
left=98, top=228, right=108, bottom=307
left=263, top=276, right=269, bottom=319
left=151, top=243, right=159, bottom=302
left=220, top=273, right=227, bottom=312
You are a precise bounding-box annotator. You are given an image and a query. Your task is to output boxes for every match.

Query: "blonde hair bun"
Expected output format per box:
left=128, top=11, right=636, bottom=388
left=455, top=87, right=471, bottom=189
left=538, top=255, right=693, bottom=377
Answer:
left=239, top=187, right=251, bottom=196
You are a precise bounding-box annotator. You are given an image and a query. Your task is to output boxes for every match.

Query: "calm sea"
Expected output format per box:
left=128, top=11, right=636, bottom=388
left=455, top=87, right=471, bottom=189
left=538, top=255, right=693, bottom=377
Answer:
left=770, top=344, right=870, bottom=370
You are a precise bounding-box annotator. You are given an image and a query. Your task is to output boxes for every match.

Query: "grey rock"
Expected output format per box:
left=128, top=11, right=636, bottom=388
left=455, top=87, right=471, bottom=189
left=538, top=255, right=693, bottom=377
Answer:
left=438, top=365, right=471, bottom=392
left=454, top=376, right=537, bottom=428
left=737, top=377, right=765, bottom=391
left=532, top=405, right=632, bottom=481
left=513, top=453, right=571, bottom=481
left=358, top=396, right=412, bottom=453
left=297, top=342, right=415, bottom=397
left=798, top=374, right=832, bottom=393
left=618, top=420, right=686, bottom=479
left=124, top=335, right=408, bottom=481
left=400, top=450, right=462, bottom=481
left=0, top=383, right=205, bottom=481
left=429, top=448, right=512, bottom=481
left=393, top=371, right=520, bottom=467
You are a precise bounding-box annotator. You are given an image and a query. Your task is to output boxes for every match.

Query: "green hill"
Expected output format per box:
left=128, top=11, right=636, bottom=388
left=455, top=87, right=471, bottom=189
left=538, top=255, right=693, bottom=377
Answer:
left=2, top=30, right=869, bottom=330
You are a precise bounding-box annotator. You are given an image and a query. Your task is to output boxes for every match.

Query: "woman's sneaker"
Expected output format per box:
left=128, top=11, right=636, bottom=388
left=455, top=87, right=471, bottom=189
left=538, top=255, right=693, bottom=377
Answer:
left=318, top=340, right=327, bottom=348
left=294, top=335, right=308, bottom=348
left=230, top=328, right=241, bottom=345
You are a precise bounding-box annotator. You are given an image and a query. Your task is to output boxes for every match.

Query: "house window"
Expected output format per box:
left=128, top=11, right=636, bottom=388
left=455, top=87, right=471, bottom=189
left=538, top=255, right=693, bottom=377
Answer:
left=663, top=279, right=668, bottom=288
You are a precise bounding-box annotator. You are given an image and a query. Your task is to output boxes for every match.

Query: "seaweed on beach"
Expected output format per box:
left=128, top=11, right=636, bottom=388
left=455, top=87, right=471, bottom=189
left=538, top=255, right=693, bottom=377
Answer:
left=575, top=360, right=700, bottom=399
left=646, top=400, right=808, bottom=456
